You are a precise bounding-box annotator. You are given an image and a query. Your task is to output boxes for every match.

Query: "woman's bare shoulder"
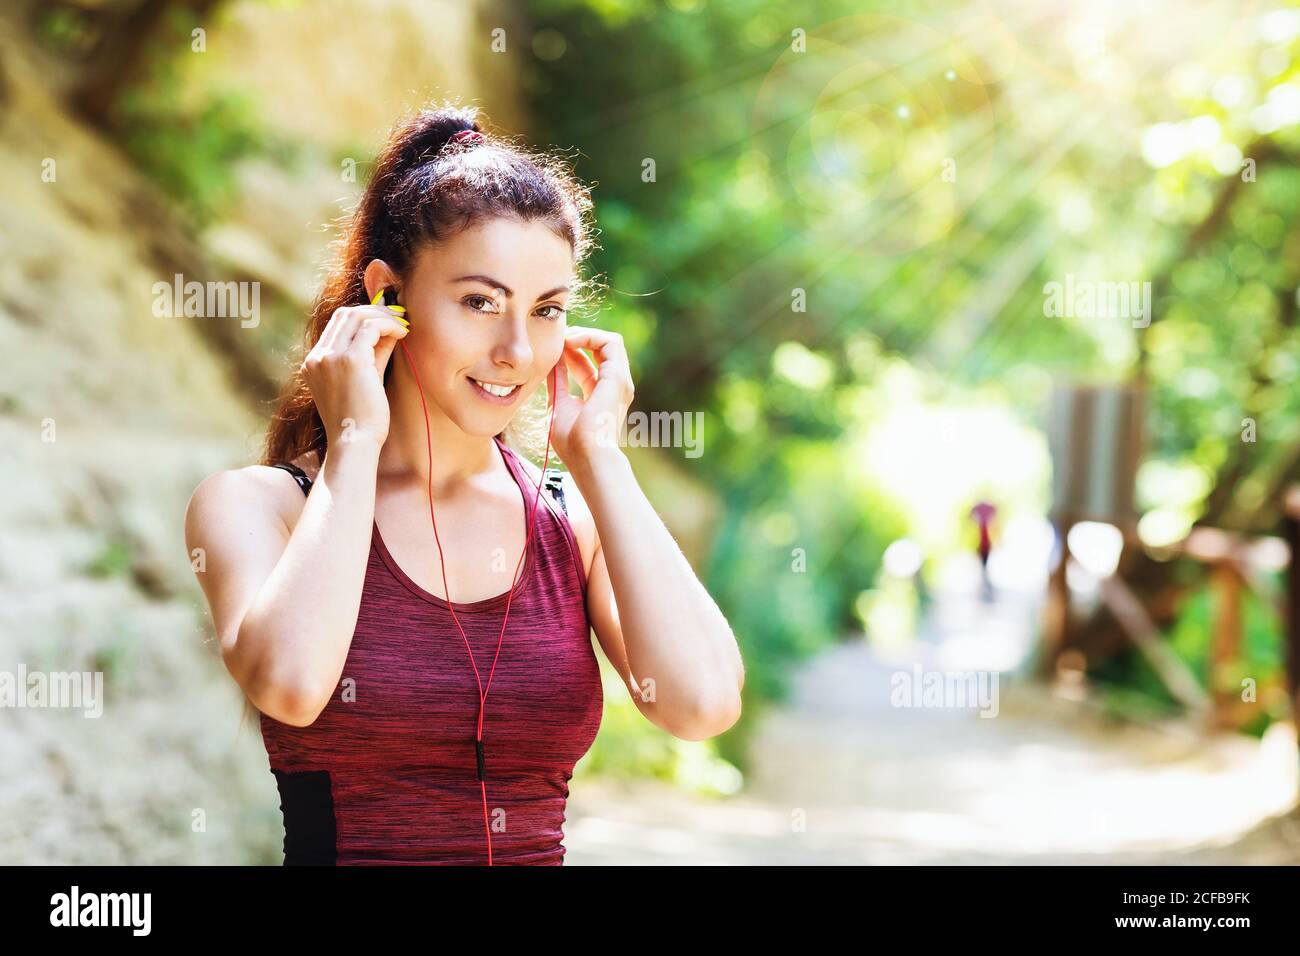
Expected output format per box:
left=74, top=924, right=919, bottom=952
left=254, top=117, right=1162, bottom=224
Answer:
left=186, top=450, right=320, bottom=538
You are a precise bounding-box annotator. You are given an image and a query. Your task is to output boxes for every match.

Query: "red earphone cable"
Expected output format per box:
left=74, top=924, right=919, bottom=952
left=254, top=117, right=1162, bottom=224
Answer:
left=395, top=338, right=558, bottom=866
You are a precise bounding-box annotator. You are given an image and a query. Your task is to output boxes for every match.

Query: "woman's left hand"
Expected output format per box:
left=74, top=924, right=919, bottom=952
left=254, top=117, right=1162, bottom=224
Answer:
left=546, top=326, right=635, bottom=467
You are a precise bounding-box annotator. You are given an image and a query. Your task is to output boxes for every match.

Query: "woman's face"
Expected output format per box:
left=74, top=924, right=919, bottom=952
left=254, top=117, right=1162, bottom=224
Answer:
left=397, top=217, right=575, bottom=435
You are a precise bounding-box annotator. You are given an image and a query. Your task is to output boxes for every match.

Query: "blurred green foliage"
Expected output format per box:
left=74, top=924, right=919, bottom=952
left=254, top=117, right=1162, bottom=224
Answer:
left=110, top=7, right=302, bottom=226
left=118, top=86, right=299, bottom=226
left=1094, top=574, right=1289, bottom=736
left=35, top=5, right=100, bottom=58
left=85, top=536, right=135, bottom=580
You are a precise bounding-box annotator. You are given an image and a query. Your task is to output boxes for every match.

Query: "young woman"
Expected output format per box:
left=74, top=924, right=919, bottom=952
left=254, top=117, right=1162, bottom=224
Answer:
left=184, top=104, right=744, bottom=865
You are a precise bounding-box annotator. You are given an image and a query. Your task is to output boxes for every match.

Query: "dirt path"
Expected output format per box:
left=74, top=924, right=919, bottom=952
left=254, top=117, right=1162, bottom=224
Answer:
left=566, top=584, right=1300, bottom=865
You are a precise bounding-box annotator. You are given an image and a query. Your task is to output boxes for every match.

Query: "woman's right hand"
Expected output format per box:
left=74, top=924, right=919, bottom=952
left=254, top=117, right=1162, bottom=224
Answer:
left=301, top=303, right=410, bottom=448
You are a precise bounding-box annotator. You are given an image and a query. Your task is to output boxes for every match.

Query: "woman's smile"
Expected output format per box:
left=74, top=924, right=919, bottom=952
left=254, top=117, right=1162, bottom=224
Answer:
left=467, top=375, right=524, bottom=403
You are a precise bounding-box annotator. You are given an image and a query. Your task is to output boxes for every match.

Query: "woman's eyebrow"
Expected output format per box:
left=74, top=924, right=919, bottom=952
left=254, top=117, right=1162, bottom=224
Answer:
left=452, top=275, right=572, bottom=300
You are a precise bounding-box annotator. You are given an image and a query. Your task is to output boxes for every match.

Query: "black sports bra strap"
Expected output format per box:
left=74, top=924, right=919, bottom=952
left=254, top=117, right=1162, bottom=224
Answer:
left=543, top=472, right=567, bottom=516
left=271, top=462, right=312, bottom=496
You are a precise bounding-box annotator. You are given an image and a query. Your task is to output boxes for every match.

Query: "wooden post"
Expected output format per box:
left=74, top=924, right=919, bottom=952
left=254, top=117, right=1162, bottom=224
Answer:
left=1285, top=487, right=1300, bottom=724
left=1208, top=559, right=1244, bottom=729
left=1179, top=525, right=1291, bottom=731
left=1040, top=515, right=1074, bottom=679
left=1042, top=383, right=1144, bottom=682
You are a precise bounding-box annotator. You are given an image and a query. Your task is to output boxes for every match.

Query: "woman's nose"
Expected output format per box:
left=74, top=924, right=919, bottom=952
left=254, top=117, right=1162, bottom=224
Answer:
left=493, top=319, right=534, bottom=370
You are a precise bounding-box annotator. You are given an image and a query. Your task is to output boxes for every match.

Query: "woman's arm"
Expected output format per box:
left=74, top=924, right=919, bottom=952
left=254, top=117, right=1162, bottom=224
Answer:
left=187, top=299, right=407, bottom=726
left=548, top=326, right=744, bottom=741
left=184, top=437, right=383, bottom=727
left=568, top=446, right=743, bottom=740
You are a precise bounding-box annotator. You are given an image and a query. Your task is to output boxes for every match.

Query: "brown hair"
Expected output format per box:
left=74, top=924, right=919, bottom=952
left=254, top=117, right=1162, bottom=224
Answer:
left=259, top=101, right=598, bottom=468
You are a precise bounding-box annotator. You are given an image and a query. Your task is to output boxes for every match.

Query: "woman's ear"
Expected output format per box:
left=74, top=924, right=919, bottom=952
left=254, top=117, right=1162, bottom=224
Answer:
left=362, top=259, right=401, bottom=305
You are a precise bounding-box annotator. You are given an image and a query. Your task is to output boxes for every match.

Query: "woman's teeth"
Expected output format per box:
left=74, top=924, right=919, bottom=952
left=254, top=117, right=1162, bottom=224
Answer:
left=470, top=378, right=520, bottom=398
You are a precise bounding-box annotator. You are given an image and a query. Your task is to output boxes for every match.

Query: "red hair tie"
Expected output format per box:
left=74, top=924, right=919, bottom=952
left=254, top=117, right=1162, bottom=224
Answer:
left=451, top=129, right=485, bottom=146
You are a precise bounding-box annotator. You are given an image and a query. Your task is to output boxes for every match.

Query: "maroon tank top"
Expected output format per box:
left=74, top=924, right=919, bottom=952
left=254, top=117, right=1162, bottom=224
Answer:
left=259, top=436, right=602, bottom=865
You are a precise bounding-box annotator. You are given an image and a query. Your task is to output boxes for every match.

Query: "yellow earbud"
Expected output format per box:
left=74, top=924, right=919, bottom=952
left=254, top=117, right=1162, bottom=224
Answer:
left=371, top=288, right=409, bottom=325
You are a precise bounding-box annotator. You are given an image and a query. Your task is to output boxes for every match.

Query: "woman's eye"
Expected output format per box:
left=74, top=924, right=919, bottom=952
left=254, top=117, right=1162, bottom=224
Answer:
left=462, top=296, right=563, bottom=319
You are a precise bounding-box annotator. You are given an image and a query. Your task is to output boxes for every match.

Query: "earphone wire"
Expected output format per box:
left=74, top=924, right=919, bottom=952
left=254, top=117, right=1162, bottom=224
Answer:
left=395, top=336, right=558, bottom=866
